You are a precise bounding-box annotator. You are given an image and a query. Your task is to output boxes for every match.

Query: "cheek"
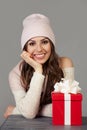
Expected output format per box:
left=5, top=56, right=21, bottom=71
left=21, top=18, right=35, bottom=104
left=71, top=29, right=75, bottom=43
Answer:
left=46, top=45, right=51, bottom=54
left=48, top=50, right=51, bottom=58
left=27, top=47, right=33, bottom=54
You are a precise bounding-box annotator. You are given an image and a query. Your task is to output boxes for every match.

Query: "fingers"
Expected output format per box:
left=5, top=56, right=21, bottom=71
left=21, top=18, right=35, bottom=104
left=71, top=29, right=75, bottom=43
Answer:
left=21, top=51, right=33, bottom=63
left=4, top=105, right=15, bottom=118
left=21, top=51, right=31, bottom=65
left=4, top=112, right=9, bottom=118
left=20, top=51, right=43, bottom=73
left=21, top=51, right=30, bottom=58
left=21, top=51, right=35, bottom=65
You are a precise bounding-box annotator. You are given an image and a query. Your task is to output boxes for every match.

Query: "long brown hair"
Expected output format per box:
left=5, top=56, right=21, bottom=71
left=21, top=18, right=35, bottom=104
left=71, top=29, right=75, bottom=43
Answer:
left=20, top=40, right=64, bottom=106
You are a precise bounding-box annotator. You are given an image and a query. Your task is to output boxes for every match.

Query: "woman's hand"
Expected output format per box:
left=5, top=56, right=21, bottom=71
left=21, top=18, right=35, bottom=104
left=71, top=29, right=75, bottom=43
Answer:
left=21, top=51, right=43, bottom=73
left=4, top=105, right=15, bottom=118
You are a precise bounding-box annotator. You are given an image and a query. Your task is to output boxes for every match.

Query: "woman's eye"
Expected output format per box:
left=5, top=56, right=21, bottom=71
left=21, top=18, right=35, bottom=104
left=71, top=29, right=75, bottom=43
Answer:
left=42, top=40, right=49, bottom=44
left=28, top=42, right=35, bottom=46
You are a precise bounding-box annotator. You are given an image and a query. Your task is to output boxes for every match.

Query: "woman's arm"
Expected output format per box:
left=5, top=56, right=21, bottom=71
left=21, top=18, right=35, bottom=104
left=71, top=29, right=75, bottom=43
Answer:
left=39, top=57, right=74, bottom=117
left=5, top=62, right=45, bottom=119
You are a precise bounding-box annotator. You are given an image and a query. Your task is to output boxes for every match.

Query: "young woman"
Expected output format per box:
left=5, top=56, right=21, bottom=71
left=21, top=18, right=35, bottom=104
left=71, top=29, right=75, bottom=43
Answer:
left=4, top=13, right=74, bottom=119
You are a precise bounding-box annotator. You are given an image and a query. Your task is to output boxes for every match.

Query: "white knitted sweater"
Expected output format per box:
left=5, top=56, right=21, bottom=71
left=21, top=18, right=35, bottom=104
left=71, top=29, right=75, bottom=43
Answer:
left=9, top=61, right=74, bottom=119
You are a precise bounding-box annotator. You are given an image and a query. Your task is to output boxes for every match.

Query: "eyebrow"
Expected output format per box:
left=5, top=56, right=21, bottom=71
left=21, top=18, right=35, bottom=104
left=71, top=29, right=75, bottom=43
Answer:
left=28, top=37, right=49, bottom=42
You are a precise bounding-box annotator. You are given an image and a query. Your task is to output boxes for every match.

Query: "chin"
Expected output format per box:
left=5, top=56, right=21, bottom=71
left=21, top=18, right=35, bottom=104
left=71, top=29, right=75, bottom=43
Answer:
left=36, top=60, right=46, bottom=65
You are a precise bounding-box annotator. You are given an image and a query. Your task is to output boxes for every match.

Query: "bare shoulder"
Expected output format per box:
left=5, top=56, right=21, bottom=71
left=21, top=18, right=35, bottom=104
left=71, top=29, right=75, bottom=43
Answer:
left=59, top=57, right=74, bottom=69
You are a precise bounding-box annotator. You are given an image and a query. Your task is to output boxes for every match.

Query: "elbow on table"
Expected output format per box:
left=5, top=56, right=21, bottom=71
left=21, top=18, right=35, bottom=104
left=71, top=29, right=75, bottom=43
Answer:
left=12, top=107, right=38, bottom=119
left=22, top=111, right=37, bottom=119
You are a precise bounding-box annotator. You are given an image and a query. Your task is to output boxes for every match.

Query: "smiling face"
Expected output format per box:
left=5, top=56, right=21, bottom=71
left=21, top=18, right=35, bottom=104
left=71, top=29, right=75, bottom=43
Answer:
left=26, top=36, right=51, bottom=64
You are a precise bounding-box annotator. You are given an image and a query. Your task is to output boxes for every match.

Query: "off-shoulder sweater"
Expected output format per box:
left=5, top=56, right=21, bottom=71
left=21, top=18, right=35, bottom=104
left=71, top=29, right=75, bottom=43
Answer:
left=9, top=61, right=74, bottom=119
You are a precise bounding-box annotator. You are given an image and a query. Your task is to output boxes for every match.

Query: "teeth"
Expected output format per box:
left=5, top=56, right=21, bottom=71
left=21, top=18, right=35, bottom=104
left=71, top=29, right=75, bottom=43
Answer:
left=34, top=54, right=45, bottom=58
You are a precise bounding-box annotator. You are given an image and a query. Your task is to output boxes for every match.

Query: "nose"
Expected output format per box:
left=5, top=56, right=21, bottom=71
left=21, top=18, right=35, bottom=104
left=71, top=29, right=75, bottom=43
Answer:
left=36, top=44, right=43, bottom=51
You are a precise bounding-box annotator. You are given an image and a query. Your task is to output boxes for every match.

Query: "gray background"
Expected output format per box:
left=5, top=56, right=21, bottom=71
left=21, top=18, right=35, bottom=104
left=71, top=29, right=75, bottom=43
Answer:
left=0, top=0, right=87, bottom=126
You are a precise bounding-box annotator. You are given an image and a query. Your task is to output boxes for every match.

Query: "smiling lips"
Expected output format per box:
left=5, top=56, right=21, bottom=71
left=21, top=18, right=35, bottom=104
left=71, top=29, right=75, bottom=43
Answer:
left=34, top=53, right=46, bottom=59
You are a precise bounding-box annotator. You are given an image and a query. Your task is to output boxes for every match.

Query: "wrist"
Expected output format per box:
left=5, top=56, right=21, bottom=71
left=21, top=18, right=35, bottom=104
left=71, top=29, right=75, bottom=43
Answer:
left=35, top=66, right=43, bottom=74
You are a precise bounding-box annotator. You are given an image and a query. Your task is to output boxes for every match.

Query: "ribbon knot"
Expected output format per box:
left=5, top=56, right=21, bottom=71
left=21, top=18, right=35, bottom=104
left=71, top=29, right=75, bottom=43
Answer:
left=54, top=78, right=81, bottom=94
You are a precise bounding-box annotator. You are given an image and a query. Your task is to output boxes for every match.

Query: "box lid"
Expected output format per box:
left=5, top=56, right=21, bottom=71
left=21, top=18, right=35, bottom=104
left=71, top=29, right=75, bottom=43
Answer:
left=51, top=92, right=82, bottom=101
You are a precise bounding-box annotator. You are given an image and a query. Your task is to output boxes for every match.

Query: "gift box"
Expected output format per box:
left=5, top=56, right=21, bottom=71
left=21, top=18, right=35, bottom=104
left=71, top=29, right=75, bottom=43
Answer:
left=51, top=92, right=83, bottom=125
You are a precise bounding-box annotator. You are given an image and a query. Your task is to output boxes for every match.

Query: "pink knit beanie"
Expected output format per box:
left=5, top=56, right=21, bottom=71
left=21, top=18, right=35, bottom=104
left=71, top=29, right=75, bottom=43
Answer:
left=21, top=13, right=55, bottom=49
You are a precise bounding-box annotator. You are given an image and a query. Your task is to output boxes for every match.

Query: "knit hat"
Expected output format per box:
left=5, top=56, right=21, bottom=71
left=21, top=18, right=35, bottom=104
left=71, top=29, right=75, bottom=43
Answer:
left=21, top=13, right=55, bottom=49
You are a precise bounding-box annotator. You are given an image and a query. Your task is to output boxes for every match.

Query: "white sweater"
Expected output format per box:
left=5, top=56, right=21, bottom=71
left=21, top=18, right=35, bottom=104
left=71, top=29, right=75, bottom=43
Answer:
left=9, top=61, right=74, bottom=118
